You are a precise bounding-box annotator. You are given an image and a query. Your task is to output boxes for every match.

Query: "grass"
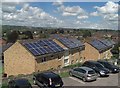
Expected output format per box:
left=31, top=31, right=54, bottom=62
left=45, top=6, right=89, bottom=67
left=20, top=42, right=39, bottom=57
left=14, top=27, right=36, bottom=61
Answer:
left=1, top=83, right=8, bottom=88
left=63, top=63, right=82, bottom=69
left=59, top=71, right=69, bottom=78
left=0, top=67, right=3, bottom=74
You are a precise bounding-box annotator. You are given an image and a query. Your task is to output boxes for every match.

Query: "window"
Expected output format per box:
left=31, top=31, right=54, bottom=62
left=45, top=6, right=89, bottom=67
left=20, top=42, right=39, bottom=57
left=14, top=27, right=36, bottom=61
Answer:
left=58, top=65, right=61, bottom=69
left=76, top=59, right=78, bottom=63
left=41, top=57, right=46, bottom=62
left=58, top=55, right=61, bottom=59
left=80, top=69, right=86, bottom=74
left=88, top=70, right=95, bottom=74
left=64, top=59, right=69, bottom=63
left=71, top=60, right=74, bottom=64
left=51, top=55, right=54, bottom=57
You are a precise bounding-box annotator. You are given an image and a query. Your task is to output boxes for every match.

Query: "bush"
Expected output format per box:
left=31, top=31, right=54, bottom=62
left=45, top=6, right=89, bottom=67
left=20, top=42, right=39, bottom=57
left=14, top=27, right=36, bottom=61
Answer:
left=63, top=63, right=82, bottom=69
left=59, top=72, right=69, bottom=78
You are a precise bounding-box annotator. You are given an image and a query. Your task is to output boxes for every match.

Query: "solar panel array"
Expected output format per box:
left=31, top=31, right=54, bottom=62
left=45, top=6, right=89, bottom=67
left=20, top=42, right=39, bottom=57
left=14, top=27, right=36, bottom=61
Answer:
left=90, top=39, right=115, bottom=52
left=70, top=38, right=84, bottom=47
left=99, top=39, right=115, bottom=47
left=57, top=37, right=84, bottom=49
left=90, top=40, right=107, bottom=52
left=23, top=39, right=64, bottom=56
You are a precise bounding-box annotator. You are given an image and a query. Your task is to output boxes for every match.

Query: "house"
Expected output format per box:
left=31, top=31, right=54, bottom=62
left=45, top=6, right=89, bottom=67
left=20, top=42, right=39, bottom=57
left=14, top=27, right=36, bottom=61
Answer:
left=4, top=36, right=85, bottom=76
left=4, top=39, right=65, bottom=76
left=83, top=39, right=115, bottom=61
left=2, top=43, right=13, bottom=63
left=53, top=36, right=85, bottom=66
left=0, top=38, right=7, bottom=46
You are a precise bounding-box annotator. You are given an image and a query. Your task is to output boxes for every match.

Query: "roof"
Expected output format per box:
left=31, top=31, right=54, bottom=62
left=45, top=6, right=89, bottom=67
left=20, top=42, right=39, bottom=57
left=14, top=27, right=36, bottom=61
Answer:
left=13, top=79, right=30, bottom=85
left=41, top=72, right=59, bottom=78
left=54, top=36, right=84, bottom=50
left=2, top=43, right=14, bottom=52
left=79, top=66, right=93, bottom=71
left=20, top=39, right=64, bottom=57
left=99, top=39, right=115, bottom=47
left=89, top=39, right=115, bottom=53
left=85, top=60, right=101, bottom=64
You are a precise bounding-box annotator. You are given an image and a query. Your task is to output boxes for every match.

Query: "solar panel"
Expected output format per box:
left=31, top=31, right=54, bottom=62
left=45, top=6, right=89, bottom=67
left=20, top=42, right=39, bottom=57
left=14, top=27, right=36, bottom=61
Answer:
left=57, top=37, right=84, bottom=49
left=99, top=39, right=115, bottom=47
left=23, top=39, right=64, bottom=56
left=90, top=40, right=108, bottom=52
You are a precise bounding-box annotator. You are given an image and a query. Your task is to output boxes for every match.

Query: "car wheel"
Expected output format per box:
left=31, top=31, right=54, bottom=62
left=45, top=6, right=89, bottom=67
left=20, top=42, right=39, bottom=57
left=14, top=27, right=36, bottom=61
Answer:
left=69, top=72, right=73, bottom=76
left=82, top=77, right=86, bottom=82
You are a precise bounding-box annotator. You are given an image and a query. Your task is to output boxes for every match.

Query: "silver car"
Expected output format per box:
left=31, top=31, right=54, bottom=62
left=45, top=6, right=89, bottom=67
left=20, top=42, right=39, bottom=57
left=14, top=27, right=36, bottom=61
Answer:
left=69, top=66, right=97, bottom=82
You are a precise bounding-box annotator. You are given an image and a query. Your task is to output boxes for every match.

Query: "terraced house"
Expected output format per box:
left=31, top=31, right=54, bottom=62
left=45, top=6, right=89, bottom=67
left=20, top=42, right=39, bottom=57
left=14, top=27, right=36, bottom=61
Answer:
left=4, top=37, right=85, bottom=76
left=83, top=39, right=115, bottom=61
left=53, top=36, right=85, bottom=66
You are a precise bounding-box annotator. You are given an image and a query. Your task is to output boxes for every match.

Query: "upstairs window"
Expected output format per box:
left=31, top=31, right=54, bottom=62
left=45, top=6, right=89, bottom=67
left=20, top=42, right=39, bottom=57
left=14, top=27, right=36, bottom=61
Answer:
left=41, top=57, right=46, bottom=62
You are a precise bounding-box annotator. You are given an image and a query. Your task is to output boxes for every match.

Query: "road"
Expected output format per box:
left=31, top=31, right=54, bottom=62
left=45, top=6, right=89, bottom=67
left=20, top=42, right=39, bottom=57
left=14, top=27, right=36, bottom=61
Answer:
left=32, top=73, right=119, bottom=87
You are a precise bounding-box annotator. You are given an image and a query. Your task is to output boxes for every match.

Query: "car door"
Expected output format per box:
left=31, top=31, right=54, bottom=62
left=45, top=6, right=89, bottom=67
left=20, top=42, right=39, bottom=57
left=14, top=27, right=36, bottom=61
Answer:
left=77, top=69, right=86, bottom=78
left=73, top=68, right=79, bottom=77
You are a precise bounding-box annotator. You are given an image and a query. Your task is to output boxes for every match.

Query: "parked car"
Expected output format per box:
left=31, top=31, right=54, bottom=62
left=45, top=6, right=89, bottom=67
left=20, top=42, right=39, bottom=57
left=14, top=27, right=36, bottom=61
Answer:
left=97, top=60, right=119, bottom=73
left=33, top=72, right=63, bottom=88
left=82, top=61, right=110, bottom=77
left=69, top=66, right=97, bottom=82
left=8, top=78, right=32, bottom=88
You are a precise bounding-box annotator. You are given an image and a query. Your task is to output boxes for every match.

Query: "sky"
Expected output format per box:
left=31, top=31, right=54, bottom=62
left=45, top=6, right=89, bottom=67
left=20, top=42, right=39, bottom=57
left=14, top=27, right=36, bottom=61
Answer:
left=1, top=1, right=119, bottom=30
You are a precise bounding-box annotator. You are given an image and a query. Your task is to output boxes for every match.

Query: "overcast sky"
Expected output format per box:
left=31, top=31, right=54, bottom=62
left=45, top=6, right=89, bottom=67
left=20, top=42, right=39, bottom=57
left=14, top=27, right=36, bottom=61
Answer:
left=1, top=1, right=119, bottom=30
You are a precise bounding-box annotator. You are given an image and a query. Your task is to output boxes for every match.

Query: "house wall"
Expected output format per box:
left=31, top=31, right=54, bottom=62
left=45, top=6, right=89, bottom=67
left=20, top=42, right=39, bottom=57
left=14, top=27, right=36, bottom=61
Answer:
left=35, top=53, right=64, bottom=72
left=100, top=49, right=113, bottom=59
left=53, top=39, right=85, bottom=65
left=83, top=43, right=113, bottom=61
left=4, top=42, right=36, bottom=76
left=69, top=49, right=84, bottom=64
left=83, top=43, right=100, bottom=61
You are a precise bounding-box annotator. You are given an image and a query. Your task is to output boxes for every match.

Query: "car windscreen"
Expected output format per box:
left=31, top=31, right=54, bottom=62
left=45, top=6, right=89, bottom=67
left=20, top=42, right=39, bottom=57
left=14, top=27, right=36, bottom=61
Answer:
left=104, top=62, right=112, bottom=67
left=51, top=76, right=62, bottom=82
left=16, top=80, right=31, bottom=88
left=96, top=63, right=104, bottom=69
left=88, top=70, right=95, bottom=74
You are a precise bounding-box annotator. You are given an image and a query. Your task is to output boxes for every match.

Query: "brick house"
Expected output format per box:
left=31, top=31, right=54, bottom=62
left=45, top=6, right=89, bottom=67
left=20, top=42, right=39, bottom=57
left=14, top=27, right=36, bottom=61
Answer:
left=4, top=37, right=85, bottom=76
left=4, top=39, right=65, bottom=76
left=0, top=38, right=7, bottom=46
left=83, top=39, right=115, bottom=61
left=53, top=37, right=85, bottom=66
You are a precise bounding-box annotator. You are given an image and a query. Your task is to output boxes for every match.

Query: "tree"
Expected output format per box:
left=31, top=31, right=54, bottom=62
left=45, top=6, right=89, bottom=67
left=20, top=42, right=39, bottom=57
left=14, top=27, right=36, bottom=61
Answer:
left=6, top=31, right=19, bottom=43
left=82, top=30, right=92, bottom=38
left=23, top=31, right=33, bottom=39
left=59, top=29, right=64, bottom=34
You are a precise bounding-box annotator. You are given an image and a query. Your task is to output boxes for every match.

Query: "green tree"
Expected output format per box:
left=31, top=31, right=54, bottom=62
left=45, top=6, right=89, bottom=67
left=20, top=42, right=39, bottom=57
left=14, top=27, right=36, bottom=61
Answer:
left=6, top=31, right=19, bottom=43
left=82, top=30, right=92, bottom=38
left=23, top=31, right=33, bottom=39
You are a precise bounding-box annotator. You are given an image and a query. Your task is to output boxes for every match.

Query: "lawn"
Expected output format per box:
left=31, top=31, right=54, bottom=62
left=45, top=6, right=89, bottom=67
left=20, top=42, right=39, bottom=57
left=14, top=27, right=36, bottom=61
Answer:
left=59, top=71, right=69, bottom=78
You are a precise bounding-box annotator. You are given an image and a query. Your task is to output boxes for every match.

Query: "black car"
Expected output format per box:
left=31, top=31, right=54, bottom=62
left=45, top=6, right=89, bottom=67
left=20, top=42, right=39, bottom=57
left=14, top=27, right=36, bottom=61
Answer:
left=82, top=61, right=110, bottom=77
left=33, top=72, right=63, bottom=88
left=8, top=78, right=32, bottom=88
left=97, top=60, right=119, bottom=73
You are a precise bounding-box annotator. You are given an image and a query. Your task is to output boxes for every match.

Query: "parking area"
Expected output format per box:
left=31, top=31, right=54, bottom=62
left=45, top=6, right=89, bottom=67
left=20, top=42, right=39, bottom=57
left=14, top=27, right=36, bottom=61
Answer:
left=32, top=73, right=119, bottom=88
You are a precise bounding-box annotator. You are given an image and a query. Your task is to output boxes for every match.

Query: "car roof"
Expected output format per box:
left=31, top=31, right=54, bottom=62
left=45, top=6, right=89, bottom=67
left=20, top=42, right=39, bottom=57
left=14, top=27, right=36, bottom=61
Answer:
left=79, top=66, right=93, bottom=71
left=86, top=60, right=100, bottom=64
left=41, top=72, right=59, bottom=78
left=97, top=60, right=107, bottom=63
left=13, top=78, right=29, bottom=85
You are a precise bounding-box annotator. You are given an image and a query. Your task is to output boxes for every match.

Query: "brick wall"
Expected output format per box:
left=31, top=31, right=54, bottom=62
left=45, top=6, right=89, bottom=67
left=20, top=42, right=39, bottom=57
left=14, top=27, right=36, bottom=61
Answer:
left=35, top=53, right=64, bottom=72
left=4, top=42, right=36, bottom=76
left=83, top=43, right=100, bottom=61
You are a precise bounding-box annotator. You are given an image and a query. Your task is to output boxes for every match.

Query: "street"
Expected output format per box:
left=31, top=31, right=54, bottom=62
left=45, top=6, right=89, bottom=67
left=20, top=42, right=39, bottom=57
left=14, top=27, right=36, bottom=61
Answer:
left=32, top=73, right=119, bottom=88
